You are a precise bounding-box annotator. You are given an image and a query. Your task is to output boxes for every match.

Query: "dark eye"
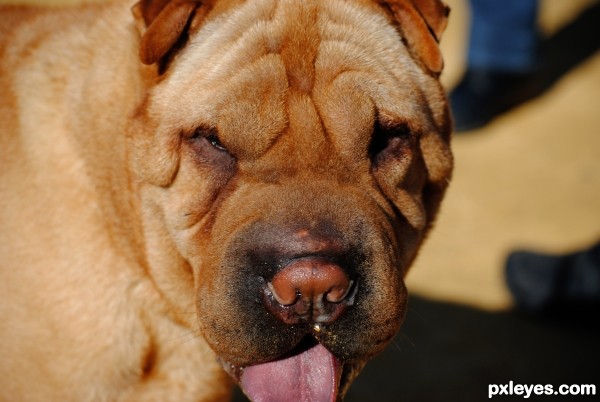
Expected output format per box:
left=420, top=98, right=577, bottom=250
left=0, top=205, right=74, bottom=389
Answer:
left=190, top=126, right=228, bottom=153
left=207, top=133, right=227, bottom=152
left=186, top=126, right=235, bottom=169
left=369, top=121, right=413, bottom=166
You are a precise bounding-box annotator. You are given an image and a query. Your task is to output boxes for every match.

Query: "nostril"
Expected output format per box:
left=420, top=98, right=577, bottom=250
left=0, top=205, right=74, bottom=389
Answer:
left=269, top=259, right=351, bottom=307
left=325, top=279, right=354, bottom=303
left=267, top=281, right=298, bottom=306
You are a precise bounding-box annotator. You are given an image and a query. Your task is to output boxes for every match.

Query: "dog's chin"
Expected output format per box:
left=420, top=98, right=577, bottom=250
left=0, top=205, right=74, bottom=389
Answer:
left=219, top=336, right=345, bottom=402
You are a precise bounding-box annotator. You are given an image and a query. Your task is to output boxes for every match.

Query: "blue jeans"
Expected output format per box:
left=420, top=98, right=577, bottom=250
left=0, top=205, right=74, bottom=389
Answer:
left=468, top=0, right=539, bottom=72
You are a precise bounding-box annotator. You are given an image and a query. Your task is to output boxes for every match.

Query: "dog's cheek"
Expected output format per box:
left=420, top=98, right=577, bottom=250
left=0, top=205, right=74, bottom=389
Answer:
left=370, top=139, right=428, bottom=270
left=419, top=130, right=453, bottom=228
left=162, top=150, right=236, bottom=248
left=129, top=103, right=183, bottom=188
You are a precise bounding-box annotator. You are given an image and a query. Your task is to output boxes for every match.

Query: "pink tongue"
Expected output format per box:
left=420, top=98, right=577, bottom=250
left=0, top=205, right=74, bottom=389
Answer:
left=241, top=343, right=341, bottom=402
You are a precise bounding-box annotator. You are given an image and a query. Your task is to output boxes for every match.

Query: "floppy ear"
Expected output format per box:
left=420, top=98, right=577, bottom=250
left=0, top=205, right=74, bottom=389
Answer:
left=132, top=0, right=213, bottom=66
left=378, top=0, right=450, bottom=74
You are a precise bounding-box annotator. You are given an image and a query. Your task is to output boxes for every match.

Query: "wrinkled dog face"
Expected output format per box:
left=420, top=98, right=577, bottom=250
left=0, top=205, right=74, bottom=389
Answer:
left=132, top=0, right=451, bottom=400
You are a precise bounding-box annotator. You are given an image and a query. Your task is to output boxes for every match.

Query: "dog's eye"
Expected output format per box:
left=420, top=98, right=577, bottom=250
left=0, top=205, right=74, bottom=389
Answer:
left=190, top=126, right=228, bottom=153
left=207, top=134, right=227, bottom=152
left=186, top=126, right=236, bottom=170
left=369, top=121, right=413, bottom=165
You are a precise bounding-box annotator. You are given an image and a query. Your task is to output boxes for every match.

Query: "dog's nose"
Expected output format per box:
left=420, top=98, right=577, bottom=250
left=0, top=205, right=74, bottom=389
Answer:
left=263, top=258, right=356, bottom=325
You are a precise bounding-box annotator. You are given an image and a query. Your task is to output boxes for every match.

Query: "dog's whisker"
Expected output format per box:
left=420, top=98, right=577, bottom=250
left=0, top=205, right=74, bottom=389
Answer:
left=407, top=307, right=429, bottom=327
left=396, top=331, right=417, bottom=349
left=166, top=328, right=203, bottom=344
left=389, top=338, right=404, bottom=353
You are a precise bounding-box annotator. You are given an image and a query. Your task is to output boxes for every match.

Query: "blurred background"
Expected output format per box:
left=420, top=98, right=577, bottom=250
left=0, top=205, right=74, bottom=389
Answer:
left=4, top=0, right=599, bottom=400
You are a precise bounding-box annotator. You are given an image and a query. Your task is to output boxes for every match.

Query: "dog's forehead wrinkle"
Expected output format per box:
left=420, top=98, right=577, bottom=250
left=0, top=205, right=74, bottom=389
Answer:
left=176, top=0, right=406, bottom=89
left=165, top=0, right=431, bottom=156
left=182, top=0, right=313, bottom=83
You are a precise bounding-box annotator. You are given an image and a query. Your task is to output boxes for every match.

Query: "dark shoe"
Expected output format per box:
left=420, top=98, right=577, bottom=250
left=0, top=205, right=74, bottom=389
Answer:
left=505, top=243, right=600, bottom=316
left=449, top=69, right=541, bottom=132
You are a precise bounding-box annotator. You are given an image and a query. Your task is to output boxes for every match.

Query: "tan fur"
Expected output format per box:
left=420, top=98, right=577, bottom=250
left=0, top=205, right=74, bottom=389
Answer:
left=0, top=0, right=451, bottom=400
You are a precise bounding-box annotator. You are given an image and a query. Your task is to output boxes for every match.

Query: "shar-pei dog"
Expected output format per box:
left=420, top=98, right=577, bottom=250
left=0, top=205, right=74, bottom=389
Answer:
left=0, top=0, right=452, bottom=400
